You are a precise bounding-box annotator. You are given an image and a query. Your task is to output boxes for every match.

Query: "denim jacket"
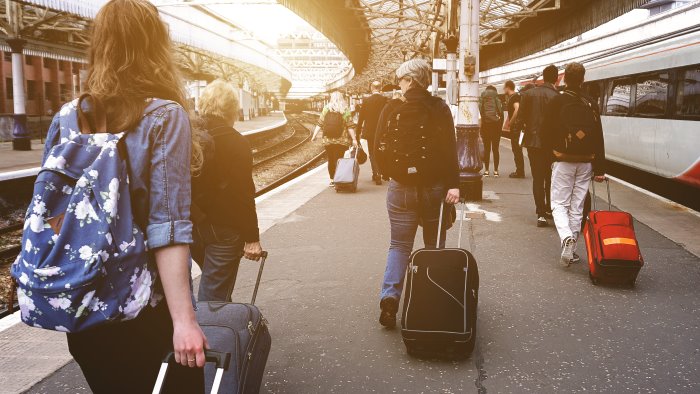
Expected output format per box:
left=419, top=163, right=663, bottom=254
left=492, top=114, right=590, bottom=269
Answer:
left=42, top=98, right=194, bottom=304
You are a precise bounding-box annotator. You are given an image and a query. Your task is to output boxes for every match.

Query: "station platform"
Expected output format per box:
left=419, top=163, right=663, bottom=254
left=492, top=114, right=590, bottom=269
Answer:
left=3, top=140, right=700, bottom=393
left=0, top=111, right=286, bottom=175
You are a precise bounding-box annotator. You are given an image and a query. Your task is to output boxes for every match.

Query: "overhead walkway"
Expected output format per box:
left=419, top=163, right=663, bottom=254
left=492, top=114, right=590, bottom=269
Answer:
left=19, top=140, right=700, bottom=393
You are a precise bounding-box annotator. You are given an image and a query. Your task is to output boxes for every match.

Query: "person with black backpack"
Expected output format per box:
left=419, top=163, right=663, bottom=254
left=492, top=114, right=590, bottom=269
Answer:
left=542, top=62, right=606, bottom=266
left=311, top=91, right=358, bottom=185
left=190, top=80, right=264, bottom=302
left=374, top=59, right=460, bottom=328
left=479, top=85, right=504, bottom=177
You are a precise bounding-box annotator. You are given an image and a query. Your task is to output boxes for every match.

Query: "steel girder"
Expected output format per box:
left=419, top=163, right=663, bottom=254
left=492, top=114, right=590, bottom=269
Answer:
left=0, top=0, right=292, bottom=95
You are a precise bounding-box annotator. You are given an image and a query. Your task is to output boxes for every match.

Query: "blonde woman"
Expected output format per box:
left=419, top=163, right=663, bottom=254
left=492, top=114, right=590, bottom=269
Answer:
left=51, top=0, right=207, bottom=391
left=311, top=91, right=358, bottom=185
left=191, top=80, right=263, bottom=301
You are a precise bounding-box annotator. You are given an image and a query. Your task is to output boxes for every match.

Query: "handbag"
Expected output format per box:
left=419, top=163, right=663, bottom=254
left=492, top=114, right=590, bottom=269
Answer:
left=356, top=146, right=368, bottom=164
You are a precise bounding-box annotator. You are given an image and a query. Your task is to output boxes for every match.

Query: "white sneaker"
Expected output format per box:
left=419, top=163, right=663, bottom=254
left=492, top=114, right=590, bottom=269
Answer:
left=560, top=236, right=575, bottom=267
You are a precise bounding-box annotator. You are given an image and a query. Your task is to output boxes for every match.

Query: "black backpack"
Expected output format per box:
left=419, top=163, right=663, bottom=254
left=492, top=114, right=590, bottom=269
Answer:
left=382, top=99, right=435, bottom=181
left=322, top=110, right=344, bottom=138
left=555, top=91, right=599, bottom=156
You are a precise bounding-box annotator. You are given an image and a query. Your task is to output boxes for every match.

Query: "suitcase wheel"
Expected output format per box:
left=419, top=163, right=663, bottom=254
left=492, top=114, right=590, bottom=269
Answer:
left=589, top=272, right=598, bottom=286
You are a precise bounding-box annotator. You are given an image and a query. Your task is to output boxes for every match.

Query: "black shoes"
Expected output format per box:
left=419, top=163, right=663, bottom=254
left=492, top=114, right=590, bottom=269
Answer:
left=509, top=171, right=525, bottom=178
left=379, top=297, right=399, bottom=328
left=544, top=211, right=553, bottom=219
left=372, top=174, right=382, bottom=185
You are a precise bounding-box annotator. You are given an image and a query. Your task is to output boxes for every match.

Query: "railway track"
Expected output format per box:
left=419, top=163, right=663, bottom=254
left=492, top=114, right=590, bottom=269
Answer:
left=0, top=114, right=324, bottom=320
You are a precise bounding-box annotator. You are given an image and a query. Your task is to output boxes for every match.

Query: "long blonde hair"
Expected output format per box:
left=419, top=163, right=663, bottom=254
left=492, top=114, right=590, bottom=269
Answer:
left=326, top=91, right=348, bottom=113
left=86, top=0, right=202, bottom=173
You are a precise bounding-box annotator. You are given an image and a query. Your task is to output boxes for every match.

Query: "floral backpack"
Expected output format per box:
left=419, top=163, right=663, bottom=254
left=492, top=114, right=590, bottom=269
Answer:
left=11, top=95, right=163, bottom=333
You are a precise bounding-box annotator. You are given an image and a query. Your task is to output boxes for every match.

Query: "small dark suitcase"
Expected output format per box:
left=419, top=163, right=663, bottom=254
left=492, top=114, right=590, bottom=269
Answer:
left=196, top=252, right=272, bottom=394
left=153, top=350, right=231, bottom=394
left=584, top=180, right=643, bottom=286
left=334, top=148, right=360, bottom=193
left=401, top=202, right=479, bottom=359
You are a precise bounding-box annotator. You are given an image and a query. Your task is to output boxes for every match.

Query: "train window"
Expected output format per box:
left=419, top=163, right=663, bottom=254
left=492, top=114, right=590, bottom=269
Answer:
left=677, top=68, right=700, bottom=117
left=634, top=74, right=668, bottom=117
left=606, top=79, right=633, bottom=115
left=583, top=82, right=602, bottom=110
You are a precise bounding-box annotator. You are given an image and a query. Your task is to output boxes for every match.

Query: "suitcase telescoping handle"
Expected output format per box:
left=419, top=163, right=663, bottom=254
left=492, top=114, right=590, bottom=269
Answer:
left=153, top=350, right=232, bottom=394
left=436, top=201, right=467, bottom=249
left=591, top=178, right=611, bottom=211
left=250, top=250, right=268, bottom=305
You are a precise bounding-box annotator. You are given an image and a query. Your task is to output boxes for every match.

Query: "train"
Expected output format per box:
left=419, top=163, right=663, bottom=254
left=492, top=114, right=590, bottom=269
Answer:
left=480, top=6, right=700, bottom=190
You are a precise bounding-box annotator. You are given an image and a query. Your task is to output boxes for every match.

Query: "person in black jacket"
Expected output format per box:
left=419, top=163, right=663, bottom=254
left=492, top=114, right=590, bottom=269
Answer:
left=541, top=62, right=606, bottom=266
left=357, top=81, right=388, bottom=184
left=519, top=65, right=559, bottom=227
left=375, top=59, right=460, bottom=328
left=191, top=80, right=264, bottom=302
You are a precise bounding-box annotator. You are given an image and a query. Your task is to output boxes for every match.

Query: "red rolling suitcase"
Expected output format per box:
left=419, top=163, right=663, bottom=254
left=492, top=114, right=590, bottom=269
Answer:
left=584, top=180, right=643, bottom=286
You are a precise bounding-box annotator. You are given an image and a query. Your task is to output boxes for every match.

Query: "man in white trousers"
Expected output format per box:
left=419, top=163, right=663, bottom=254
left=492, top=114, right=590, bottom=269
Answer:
left=542, top=62, right=606, bottom=266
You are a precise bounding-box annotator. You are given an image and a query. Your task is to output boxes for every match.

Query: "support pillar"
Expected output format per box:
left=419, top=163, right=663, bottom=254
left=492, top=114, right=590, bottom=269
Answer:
left=8, top=38, right=30, bottom=151
left=456, top=0, right=482, bottom=200
left=442, top=35, right=458, bottom=107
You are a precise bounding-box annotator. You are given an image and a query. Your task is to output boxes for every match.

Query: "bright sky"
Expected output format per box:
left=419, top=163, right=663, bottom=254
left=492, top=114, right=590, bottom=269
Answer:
left=209, top=2, right=316, bottom=45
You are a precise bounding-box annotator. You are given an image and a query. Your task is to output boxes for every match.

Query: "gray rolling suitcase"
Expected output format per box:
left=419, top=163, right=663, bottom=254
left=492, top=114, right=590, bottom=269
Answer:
left=401, top=202, right=479, bottom=359
left=333, top=148, right=360, bottom=192
left=197, top=252, right=272, bottom=394
left=153, top=350, right=231, bottom=394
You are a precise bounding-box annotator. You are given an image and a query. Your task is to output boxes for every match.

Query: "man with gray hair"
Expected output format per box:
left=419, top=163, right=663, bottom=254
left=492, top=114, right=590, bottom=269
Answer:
left=357, top=80, right=388, bottom=184
left=542, top=62, right=606, bottom=266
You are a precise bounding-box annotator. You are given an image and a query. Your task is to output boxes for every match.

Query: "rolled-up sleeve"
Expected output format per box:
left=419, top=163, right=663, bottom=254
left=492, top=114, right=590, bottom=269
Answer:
left=147, top=105, right=193, bottom=249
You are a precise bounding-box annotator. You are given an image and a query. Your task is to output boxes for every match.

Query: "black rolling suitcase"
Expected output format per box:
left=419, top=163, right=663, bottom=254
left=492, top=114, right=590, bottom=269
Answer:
left=401, top=202, right=479, bottom=359
left=196, top=252, right=272, bottom=394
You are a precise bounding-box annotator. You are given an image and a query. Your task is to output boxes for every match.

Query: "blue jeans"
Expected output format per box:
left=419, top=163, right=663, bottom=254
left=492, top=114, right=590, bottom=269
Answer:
left=381, top=180, right=447, bottom=301
left=191, top=222, right=245, bottom=302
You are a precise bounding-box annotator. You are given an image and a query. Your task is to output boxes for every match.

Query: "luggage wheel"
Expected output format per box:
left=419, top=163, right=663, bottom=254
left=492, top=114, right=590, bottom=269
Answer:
left=588, top=272, right=598, bottom=286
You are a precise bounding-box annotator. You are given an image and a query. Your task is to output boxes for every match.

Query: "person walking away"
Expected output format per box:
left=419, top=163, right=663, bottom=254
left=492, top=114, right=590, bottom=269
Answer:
left=478, top=86, right=503, bottom=177
left=356, top=81, right=388, bottom=184
left=13, top=1, right=208, bottom=391
left=191, top=80, right=264, bottom=302
left=542, top=62, right=606, bottom=266
left=374, top=59, right=460, bottom=328
left=311, top=92, right=358, bottom=186
left=519, top=65, right=559, bottom=227
left=503, top=81, right=525, bottom=178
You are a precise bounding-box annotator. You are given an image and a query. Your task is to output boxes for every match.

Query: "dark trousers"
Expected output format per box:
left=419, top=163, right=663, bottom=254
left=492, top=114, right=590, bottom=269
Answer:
left=527, top=147, right=552, bottom=216
left=325, top=143, right=348, bottom=179
left=67, top=302, right=204, bottom=394
left=191, top=221, right=245, bottom=302
left=510, top=132, right=525, bottom=174
left=481, top=121, right=501, bottom=171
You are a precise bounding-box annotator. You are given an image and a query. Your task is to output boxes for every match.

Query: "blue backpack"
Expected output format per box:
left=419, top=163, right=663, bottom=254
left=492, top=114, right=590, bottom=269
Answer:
left=11, top=96, right=166, bottom=333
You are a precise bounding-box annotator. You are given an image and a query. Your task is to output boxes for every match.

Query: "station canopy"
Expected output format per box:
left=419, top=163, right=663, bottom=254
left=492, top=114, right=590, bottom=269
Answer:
left=0, top=0, right=650, bottom=98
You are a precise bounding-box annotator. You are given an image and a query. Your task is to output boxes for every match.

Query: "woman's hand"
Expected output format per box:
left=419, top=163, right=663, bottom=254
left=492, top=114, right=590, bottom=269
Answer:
left=173, top=318, right=209, bottom=368
left=244, top=241, right=263, bottom=261
left=445, top=188, right=460, bottom=205
left=594, top=175, right=606, bottom=183
left=352, top=139, right=359, bottom=148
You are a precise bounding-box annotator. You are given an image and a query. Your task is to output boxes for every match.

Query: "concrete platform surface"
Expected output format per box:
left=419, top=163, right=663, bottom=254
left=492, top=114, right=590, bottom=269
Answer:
left=0, top=112, right=286, bottom=174
left=16, top=143, right=700, bottom=393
